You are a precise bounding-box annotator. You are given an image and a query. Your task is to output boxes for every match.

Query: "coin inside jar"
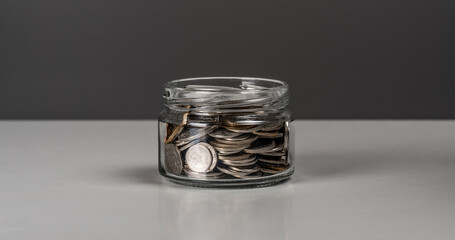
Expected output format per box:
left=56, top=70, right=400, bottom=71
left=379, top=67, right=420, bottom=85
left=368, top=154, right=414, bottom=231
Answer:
left=185, top=143, right=217, bottom=173
left=164, top=144, right=183, bottom=175
left=179, top=125, right=218, bottom=142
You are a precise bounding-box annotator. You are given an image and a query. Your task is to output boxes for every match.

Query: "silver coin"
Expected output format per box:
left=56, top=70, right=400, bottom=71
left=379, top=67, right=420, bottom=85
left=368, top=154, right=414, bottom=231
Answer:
left=198, top=142, right=218, bottom=172
left=264, top=143, right=285, bottom=153
left=244, top=140, right=275, bottom=154
left=174, top=139, right=189, bottom=147
left=209, top=128, right=244, bottom=138
left=211, top=143, right=251, bottom=153
left=164, top=144, right=183, bottom=175
left=222, top=118, right=265, bottom=127
left=219, top=155, right=256, bottom=163
left=178, top=125, right=218, bottom=142
left=187, top=114, right=221, bottom=125
left=213, top=133, right=251, bottom=141
left=260, top=151, right=287, bottom=157
left=257, top=157, right=287, bottom=165
left=213, top=145, right=250, bottom=154
left=222, top=125, right=263, bottom=133
left=217, top=166, right=263, bottom=179
left=210, top=140, right=252, bottom=149
left=185, top=143, right=214, bottom=173
left=219, top=158, right=257, bottom=167
left=217, top=166, right=251, bottom=176
left=257, top=133, right=284, bottom=139
left=185, top=172, right=225, bottom=179
left=253, top=130, right=281, bottom=137
left=179, top=138, right=202, bottom=151
left=174, top=135, right=207, bottom=147
left=261, top=122, right=284, bottom=131
left=214, top=135, right=258, bottom=145
left=216, top=149, right=245, bottom=155
left=228, top=164, right=260, bottom=174
left=218, top=153, right=252, bottom=161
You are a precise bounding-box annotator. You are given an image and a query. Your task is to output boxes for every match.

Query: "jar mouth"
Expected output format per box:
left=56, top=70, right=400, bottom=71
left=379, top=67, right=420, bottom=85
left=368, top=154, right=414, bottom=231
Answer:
left=163, top=77, right=290, bottom=114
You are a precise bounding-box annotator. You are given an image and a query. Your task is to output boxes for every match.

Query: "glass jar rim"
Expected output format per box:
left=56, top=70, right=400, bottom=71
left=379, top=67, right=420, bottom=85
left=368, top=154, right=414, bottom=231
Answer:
left=163, top=77, right=290, bottom=114
left=164, top=76, right=288, bottom=92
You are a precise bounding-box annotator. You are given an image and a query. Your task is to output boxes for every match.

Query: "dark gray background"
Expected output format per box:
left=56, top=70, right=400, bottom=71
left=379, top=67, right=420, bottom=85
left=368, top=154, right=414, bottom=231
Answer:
left=1, top=0, right=454, bottom=119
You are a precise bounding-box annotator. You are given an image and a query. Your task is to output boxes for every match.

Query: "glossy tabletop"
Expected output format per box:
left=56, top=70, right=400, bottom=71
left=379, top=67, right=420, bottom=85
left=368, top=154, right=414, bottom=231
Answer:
left=1, top=121, right=454, bottom=240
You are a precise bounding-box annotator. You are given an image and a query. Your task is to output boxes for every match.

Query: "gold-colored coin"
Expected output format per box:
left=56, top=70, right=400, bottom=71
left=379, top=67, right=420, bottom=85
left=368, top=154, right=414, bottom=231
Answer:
left=164, top=112, right=189, bottom=144
left=253, top=130, right=280, bottom=137
left=259, top=162, right=290, bottom=171
left=164, top=124, right=184, bottom=144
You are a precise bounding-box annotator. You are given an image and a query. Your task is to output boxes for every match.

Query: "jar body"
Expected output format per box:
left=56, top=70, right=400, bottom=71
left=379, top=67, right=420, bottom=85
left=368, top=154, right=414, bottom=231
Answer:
left=158, top=77, right=294, bottom=188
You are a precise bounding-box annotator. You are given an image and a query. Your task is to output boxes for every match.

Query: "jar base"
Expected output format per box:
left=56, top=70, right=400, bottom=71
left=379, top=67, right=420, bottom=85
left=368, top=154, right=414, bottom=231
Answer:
left=159, top=167, right=294, bottom=188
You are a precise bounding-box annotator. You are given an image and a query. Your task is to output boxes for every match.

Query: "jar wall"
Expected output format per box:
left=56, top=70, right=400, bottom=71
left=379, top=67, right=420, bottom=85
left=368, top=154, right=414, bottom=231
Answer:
left=158, top=110, right=294, bottom=188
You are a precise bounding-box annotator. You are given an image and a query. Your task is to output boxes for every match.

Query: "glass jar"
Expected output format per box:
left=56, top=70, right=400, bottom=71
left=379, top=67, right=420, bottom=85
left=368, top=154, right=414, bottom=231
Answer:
left=158, top=77, right=294, bottom=188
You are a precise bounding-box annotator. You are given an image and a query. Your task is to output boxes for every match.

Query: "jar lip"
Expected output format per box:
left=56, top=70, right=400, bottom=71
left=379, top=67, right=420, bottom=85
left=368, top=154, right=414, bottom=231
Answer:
left=164, top=76, right=288, bottom=93
left=163, top=77, right=290, bottom=113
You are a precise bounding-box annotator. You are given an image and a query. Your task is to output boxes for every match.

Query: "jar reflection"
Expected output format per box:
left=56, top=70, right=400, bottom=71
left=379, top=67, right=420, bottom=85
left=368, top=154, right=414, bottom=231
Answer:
left=158, top=183, right=295, bottom=240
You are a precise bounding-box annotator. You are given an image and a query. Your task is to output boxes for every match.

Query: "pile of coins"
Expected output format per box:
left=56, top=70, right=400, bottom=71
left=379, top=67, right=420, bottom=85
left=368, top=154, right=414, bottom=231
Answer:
left=163, top=114, right=290, bottom=180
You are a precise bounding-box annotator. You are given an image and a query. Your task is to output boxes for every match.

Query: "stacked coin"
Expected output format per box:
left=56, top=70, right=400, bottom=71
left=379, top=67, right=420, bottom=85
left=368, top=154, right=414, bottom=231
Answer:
left=208, top=127, right=261, bottom=178
left=163, top=114, right=290, bottom=179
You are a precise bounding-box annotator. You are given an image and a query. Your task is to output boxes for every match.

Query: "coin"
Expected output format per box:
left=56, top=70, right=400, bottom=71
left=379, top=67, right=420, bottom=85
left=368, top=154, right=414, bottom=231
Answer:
left=259, top=151, right=287, bottom=157
left=198, top=142, right=218, bottom=172
left=178, top=125, right=218, bottom=142
left=213, top=133, right=251, bottom=141
left=257, top=157, right=287, bottom=165
left=217, top=166, right=250, bottom=177
left=228, top=164, right=260, bottom=174
left=213, top=145, right=250, bottom=154
left=185, top=143, right=215, bottom=173
left=258, top=162, right=290, bottom=171
left=164, top=124, right=185, bottom=144
left=244, top=140, right=275, bottom=154
left=214, top=135, right=258, bottom=145
left=217, top=166, right=263, bottom=179
left=257, top=133, right=284, bottom=139
left=164, top=144, right=183, bottom=175
left=187, top=114, right=221, bottom=124
left=219, top=157, right=257, bottom=167
left=223, top=125, right=263, bottom=133
left=222, top=118, right=265, bottom=127
left=253, top=130, right=280, bottom=137
left=261, top=121, right=283, bottom=131
left=284, top=121, right=289, bottom=149
left=265, top=142, right=284, bottom=152
left=209, top=128, right=244, bottom=138
left=174, top=135, right=207, bottom=147
left=218, top=153, right=252, bottom=161
left=219, top=154, right=256, bottom=163
left=179, top=138, right=202, bottom=151
left=209, top=140, right=251, bottom=149
left=216, top=149, right=245, bottom=155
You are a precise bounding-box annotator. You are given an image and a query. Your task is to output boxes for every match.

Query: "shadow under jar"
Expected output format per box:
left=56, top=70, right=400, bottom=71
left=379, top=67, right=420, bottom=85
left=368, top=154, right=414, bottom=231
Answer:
left=158, top=77, right=294, bottom=188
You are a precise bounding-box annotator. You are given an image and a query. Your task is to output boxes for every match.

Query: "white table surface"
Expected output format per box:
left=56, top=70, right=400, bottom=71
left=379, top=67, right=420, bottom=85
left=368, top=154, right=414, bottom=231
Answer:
left=1, top=120, right=454, bottom=240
